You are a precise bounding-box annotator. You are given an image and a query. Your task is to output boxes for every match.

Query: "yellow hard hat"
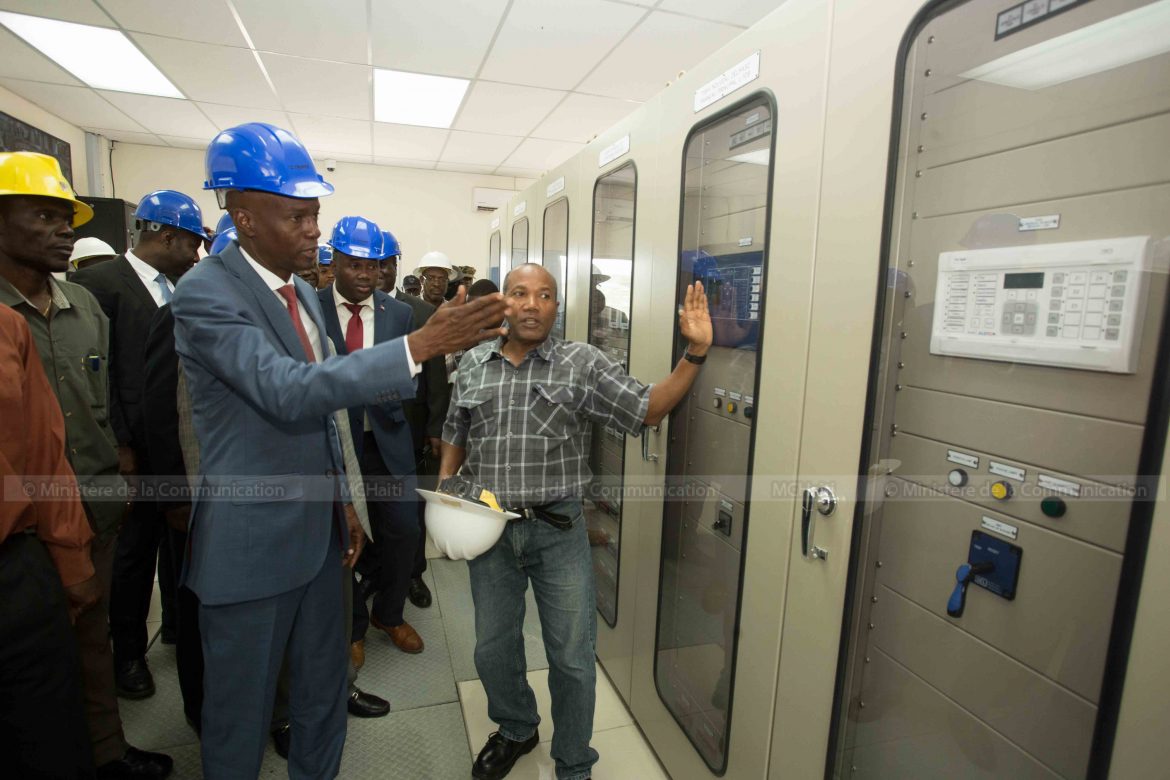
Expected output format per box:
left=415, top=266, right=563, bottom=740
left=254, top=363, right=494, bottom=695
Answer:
left=0, top=152, right=94, bottom=227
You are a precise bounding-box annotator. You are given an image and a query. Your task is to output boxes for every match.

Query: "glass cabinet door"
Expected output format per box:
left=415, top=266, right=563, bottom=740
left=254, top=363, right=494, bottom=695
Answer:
left=586, top=162, right=637, bottom=627
left=488, top=230, right=501, bottom=286
left=543, top=198, right=570, bottom=339
left=510, top=218, right=529, bottom=268
left=655, top=96, right=774, bottom=773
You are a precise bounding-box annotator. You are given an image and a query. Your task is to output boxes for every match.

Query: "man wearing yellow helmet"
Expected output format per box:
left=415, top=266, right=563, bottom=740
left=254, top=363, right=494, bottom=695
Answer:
left=0, top=152, right=173, bottom=779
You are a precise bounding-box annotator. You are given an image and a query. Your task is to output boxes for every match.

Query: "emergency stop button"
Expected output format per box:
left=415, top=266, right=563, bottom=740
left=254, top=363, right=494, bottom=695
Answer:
left=990, top=481, right=1013, bottom=501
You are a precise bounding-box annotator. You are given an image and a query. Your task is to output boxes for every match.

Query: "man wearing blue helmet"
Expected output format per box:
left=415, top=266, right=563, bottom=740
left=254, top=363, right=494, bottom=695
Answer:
left=316, top=244, right=334, bottom=290
left=74, top=189, right=207, bottom=706
left=319, top=217, right=426, bottom=661
left=174, top=122, right=510, bottom=779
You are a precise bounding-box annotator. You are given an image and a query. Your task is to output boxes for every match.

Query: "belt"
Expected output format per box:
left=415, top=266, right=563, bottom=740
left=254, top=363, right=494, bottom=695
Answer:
left=505, top=503, right=575, bottom=530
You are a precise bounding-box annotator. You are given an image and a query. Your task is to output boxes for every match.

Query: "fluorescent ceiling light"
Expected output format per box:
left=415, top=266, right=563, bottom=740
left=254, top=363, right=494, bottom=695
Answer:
left=374, top=69, right=469, bottom=128
left=728, top=149, right=770, bottom=166
left=0, top=11, right=182, bottom=98
left=960, top=0, right=1170, bottom=90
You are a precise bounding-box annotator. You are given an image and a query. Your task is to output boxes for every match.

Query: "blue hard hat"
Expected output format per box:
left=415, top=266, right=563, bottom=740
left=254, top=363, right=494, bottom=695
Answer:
left=214, top=212, right=234, bottom=235
left=209, top=226, right=237, bottom=256
left=329, top=216, right=391, bottom=260
left=134, top=190, right=209, bottom=239
left=382, top=229, right=401, bottom=259
left=318, top=245, right=333, bottom=265
left=203, top=122, right=334, bottom=199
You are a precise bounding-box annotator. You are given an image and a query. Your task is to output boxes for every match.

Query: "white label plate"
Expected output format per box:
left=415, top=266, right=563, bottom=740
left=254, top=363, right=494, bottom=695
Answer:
left=1039, top=473, right=1082, bottom=497
left=714, top=387, right=726, bottom=397
left=981, top=515, right=1019, bottom=540
left=513, top=201, right=526, bottom=217
left=738, top=237, right=753, bottom=247
left=599, top=135, right=630, bottom=167
left=1019, top=214, right=1060, bottom=231
left=490, top=217, right=500, bottom=229
left=694, top=51, right=761, bottom=112
left=947, top=450, right=980, bottom=469
left=729, top=391, right=742, bottom=402
left=545, top=177, right=565, bottom=198
left=989, top=461, right=1026, bottom=482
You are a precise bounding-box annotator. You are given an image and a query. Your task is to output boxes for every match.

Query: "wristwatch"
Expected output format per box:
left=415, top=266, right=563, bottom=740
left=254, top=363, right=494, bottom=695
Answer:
left=683, top=350, right=707, bottom=365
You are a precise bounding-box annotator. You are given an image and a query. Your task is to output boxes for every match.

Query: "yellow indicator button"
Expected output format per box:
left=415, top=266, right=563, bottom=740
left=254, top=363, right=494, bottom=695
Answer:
left=990, top=481, right=1013, bottom=500
left=726, top=402, right=738, bottom=414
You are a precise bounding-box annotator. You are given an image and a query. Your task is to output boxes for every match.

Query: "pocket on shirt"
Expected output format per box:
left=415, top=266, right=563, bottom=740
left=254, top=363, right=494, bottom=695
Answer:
left=456, top=390, right=496, bottom=437
left=531, top=384, right=576, bottom=439
left=81, top=350, right=110, bottom=420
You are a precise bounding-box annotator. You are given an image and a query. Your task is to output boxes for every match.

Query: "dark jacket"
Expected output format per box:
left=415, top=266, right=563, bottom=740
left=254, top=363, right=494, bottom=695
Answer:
left=393, top=289, right=450, bottom=449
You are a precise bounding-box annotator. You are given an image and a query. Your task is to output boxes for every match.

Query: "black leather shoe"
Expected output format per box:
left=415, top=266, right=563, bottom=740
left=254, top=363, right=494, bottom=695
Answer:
left=115, top=659, right=155, bottom=699
left=272, top=724, right=291, bottom=760
left=96, top=746, right=174, bottom=779
left=347, top=687, right=390, bottom=718
left=408, top=576, right=432, bottom=608
left=472, top=730, right=539, bottom=779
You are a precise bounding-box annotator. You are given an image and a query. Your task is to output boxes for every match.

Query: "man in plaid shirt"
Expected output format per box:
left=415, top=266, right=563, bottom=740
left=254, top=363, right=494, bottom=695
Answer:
left=441, top=263, right=712, bottom=780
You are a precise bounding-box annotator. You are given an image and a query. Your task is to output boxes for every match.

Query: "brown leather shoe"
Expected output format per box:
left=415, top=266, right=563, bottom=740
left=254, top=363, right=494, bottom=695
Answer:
left=372, top=616, right=424, bottom=654
left=350, top=640, right=365, bottom=671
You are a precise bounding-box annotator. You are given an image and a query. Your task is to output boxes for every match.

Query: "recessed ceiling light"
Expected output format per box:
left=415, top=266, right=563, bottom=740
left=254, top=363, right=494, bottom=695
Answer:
left=374, top=69, right=469, bottom=129
left=960, top=0, right=1170, bottom=90
left=0, top=11, right=182, bottom=98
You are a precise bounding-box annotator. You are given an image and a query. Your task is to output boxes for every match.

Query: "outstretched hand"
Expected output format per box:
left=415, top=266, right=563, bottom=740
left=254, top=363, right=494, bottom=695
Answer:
left=407, top=286, right=512, bottom=363
left=679, top=281, right=713, bottom=355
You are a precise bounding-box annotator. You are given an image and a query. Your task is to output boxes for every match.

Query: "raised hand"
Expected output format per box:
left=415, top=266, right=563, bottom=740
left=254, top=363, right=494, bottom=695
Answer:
left=679, top=281, right=713, bottom=355
left=407, top=286, right=512, bottom=363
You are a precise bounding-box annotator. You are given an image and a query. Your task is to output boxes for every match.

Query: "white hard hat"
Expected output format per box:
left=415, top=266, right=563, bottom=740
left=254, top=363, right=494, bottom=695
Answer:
left=70, top=236, right=116, bottom=267
left=414, top=250, right=460, bottom=280
left=417, top=488, right=518, bottom=560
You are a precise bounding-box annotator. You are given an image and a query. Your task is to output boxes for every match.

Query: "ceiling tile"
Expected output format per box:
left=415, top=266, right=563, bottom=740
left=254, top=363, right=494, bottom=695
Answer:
left=101, top=0, right=247, bottom=46
left=371, top=0, right=509, bottom=79
left=98, top=91, right=219, bottom=138
left=132, top=34, right=280, bottom=108
left=435, top=162, right=500, bottom=175
left=260, top=53, right=370, bottom=120
left=479, top=0, right=645, bottom=90
left=234, top=0, right=369, bottom=65
left=454, top=81, right=565, bottom=137
left=315, top=151, right=371, bottom=165
left=578, top=11, right=741, bottom=101
left=440, top=130, right=522, bottom=167
left=90, top=128, right=162, bottom=145
left=196, top=103, right=291, bottom=132
left=372, top=123, right=448, bottom=161
left=502, top=137, right=583, bottom=172
left=372, top=157, right=437, bottom=171
left=658, top=0, right=784, bottom=28
left=0, top=26, right=83, bottom=85
left=158, top=135, right=210, bottom=150
left=289, top=114, right=372, bottom=156
left=0, top=0, right=112, bottom=26
left=0, top=78, right=144, bottom=131
left=532, top=92, right=639, bottom=142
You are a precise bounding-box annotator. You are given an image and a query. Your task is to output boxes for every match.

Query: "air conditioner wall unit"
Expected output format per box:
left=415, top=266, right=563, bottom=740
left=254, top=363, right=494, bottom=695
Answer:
left=473, top=187, right=515, bottom=212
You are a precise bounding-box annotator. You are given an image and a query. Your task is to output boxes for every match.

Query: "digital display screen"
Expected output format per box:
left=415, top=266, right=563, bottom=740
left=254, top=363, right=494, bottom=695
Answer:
left=1003, top=272, right=1044, bottom=289
left=685, top=250, right=763, bottom=349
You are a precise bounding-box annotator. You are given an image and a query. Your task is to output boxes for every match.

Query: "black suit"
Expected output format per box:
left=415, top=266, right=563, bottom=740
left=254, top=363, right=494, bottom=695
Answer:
left=141, top=304, right=202, bottom=725
left=393, top=289, right=450, bottom=578
left=74, top=255, right=175, bottom=664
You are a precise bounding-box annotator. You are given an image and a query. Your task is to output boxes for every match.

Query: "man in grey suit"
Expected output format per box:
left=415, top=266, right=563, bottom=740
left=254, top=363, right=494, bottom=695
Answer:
left=173, top=123, right=509, bottom=779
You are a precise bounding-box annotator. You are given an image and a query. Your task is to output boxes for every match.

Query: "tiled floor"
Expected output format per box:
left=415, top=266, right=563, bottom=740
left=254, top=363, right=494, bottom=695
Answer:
left=123, top=554, right=666, bottom=779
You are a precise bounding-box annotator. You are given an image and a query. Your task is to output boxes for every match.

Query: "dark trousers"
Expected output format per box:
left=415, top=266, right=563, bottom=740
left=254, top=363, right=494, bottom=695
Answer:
left=199, top=540, right=347, bottom=779
left=167, top=526, right=203, bottom=728
left=74, top=532, right=128, bottom=765
left=412, top=447, right=438, bottom=579
left=0, top=533, right=95, bottom=779
left=109, top=486, right=164, bottom=665
left=361, top=431, right=420, bottom=626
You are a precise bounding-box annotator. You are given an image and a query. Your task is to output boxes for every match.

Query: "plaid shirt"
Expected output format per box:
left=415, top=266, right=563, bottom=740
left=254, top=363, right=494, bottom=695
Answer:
left=443, top=336, right=650, bottom=507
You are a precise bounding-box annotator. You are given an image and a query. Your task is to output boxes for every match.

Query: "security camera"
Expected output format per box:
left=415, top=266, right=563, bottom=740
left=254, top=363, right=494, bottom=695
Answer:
left=323, top=158, right=338, bottom=172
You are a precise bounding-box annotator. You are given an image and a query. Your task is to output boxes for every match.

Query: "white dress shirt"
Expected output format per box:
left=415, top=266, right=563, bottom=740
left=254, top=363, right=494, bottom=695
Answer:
left=125, top=249, right=173, bottom=307
left=333, top=285, right=375, bottom=431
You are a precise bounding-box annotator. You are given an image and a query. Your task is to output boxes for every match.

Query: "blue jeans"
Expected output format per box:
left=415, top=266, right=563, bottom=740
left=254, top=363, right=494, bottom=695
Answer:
left=469, top=500, right=598, bottom=780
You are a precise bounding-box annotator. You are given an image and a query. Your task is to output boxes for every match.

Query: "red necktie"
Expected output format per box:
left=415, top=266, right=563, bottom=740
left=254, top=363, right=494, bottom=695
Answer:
left=343, top=302, right=364, bottom=353
left=276, top=285, right=317, bottom=362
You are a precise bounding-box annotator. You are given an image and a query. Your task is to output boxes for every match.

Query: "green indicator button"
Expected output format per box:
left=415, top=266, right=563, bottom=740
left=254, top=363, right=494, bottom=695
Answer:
left=1041, top=496, right=1067, bottom=518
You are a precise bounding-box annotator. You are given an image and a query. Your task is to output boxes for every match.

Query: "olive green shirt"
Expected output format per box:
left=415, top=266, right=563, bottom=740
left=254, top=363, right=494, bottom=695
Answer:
left=0, top=275, right=126, bottom=538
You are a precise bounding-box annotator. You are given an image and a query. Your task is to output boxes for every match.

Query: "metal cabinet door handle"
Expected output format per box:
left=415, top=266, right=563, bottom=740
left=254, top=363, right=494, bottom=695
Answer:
left=642, top=424, right=661, bottom=463
left=801, top=486, right=836, bottom=561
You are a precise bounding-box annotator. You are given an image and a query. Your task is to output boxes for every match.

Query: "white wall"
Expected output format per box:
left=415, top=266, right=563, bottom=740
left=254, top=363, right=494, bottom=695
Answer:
left=0, top=83, right=89, bottom=195
left=110, top=142, right=535, bottom=277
